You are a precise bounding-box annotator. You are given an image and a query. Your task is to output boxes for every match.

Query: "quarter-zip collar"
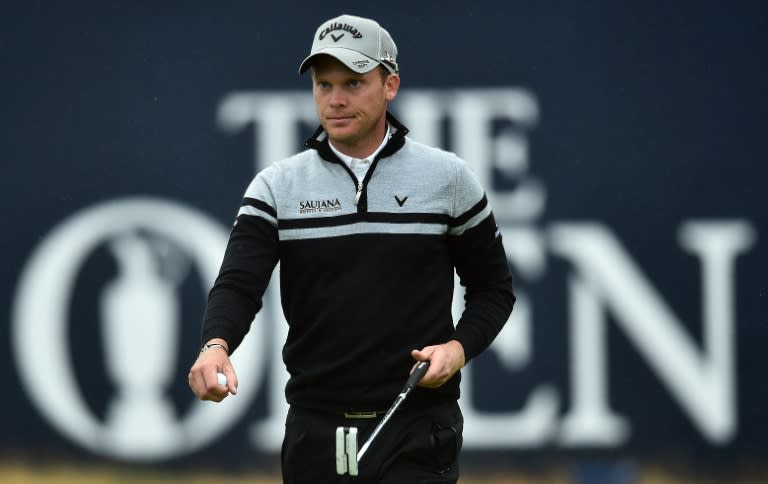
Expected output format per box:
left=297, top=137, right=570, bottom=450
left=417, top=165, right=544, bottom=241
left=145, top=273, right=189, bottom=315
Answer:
left=329, top=123, right=391, bottom=172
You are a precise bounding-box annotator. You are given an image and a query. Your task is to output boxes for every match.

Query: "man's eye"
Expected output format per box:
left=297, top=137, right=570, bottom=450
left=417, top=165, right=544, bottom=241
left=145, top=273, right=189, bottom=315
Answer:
left=349, top=80, right=360, bottom=87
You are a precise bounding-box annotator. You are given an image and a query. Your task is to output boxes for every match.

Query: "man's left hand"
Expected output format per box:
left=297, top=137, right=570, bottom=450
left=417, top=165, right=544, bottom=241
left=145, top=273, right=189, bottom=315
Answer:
left=411, top=340, right=466, bottom=388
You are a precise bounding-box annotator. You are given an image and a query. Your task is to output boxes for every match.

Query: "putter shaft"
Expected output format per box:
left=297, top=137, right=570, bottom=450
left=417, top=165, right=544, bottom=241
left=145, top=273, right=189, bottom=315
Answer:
left=357, top=361, right=430, bottom=462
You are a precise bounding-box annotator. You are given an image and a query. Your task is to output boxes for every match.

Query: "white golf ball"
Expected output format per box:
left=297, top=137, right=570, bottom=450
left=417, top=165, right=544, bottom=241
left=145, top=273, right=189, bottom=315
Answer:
left=217, top=372, right=227, bottom=386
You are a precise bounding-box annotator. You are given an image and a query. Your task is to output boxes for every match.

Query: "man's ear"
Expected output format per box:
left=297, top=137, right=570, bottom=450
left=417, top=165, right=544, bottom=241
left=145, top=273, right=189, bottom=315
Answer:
left=385, top=74, right=400, bottom=102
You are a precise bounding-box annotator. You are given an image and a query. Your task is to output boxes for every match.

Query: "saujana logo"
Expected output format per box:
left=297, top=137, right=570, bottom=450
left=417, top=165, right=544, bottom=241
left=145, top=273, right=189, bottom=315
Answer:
left=299, top=198, right=342, bottom=214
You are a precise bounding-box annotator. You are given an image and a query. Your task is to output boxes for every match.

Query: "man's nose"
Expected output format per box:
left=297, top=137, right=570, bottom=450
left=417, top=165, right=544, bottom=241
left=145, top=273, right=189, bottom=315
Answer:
left=329, top=88, right=347, bottom=107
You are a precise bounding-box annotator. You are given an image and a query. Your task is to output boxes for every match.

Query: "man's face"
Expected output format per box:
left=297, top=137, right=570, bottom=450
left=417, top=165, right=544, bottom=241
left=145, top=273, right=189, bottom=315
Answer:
left=312, top=56, right=399, bottom=154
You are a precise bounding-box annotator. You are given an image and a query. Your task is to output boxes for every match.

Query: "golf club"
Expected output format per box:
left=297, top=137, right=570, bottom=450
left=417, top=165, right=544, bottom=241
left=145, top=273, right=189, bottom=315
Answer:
left=336, top=360, right=430, bottom=477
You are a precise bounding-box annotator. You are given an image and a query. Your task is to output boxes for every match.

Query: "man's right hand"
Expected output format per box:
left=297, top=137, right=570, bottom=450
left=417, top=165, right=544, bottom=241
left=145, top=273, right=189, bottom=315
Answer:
left=188, top=338, right=238, bottom=402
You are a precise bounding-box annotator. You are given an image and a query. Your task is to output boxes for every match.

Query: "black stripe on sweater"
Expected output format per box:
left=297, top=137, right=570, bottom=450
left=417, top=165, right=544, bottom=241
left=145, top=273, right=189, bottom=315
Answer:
left=278, top=211, right=451, bottom=230
left=243, top=197, right=277, bottom=218
left=448, top=195, right=488, bottom=227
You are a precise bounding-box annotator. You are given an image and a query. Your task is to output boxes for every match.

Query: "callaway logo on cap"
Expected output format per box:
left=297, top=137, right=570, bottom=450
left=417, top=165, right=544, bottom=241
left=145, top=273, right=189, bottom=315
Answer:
left=298, top=14, right=399, bottom=75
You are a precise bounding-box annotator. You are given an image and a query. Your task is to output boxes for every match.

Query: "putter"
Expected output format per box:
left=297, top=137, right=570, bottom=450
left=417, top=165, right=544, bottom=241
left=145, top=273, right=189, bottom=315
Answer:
left=336, top=360, right=430, bottom=477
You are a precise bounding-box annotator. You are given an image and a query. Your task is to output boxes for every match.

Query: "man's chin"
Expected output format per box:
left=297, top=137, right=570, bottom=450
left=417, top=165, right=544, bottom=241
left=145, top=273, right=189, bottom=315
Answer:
left=325, top=128, right=357, bottom=145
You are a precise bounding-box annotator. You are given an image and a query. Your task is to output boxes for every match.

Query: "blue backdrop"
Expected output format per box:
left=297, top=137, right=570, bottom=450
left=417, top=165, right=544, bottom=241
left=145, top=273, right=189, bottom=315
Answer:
left=1, top=1, right=766, bottom=477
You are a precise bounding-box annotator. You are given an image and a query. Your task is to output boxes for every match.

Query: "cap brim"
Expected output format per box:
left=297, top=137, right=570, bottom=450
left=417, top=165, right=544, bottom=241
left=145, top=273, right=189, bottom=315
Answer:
left=298, top=48, right=380, bottom=75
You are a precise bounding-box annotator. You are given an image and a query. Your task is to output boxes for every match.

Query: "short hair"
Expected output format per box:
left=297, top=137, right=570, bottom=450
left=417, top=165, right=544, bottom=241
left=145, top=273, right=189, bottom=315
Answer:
left=377, top=65, right=391, bottom=82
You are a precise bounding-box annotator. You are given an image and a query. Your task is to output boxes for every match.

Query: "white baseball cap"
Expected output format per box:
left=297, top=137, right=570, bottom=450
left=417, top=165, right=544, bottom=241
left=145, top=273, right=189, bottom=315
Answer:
left=298, top=14, right=399, bottom=75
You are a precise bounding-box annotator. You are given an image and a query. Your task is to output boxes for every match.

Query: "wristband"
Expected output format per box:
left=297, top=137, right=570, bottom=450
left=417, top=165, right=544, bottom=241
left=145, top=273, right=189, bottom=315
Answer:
left=200, top=342, right=228, bottom=354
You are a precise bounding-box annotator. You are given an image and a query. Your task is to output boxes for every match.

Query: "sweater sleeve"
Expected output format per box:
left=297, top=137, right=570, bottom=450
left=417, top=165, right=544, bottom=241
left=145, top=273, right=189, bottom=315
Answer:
left=200, top=169, right=280, bottom=354
left=447, top=158, right=516, bottom=362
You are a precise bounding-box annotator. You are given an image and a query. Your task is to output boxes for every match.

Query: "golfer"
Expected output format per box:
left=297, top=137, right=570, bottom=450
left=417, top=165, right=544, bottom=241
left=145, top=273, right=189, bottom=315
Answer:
left=188, top=14, right=515, bottom=483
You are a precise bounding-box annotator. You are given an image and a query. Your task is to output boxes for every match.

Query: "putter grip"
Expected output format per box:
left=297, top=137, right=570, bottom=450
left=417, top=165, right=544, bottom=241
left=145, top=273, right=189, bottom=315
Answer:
left=404, top=361, right=430, bottom=391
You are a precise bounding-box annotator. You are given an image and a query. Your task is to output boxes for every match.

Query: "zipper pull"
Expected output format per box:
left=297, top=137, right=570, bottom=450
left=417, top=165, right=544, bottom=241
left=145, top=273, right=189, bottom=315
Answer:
left=354, top=180, right=363, bottom=205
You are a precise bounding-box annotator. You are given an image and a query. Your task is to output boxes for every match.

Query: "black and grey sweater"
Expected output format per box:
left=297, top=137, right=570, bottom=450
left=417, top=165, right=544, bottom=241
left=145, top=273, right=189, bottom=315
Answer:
left=202, top=113, right=515, bottom=413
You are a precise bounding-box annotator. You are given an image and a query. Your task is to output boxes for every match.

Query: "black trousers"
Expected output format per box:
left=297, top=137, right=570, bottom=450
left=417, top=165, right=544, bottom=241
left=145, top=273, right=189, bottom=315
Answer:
left=281, top=401, right=463, bottom=484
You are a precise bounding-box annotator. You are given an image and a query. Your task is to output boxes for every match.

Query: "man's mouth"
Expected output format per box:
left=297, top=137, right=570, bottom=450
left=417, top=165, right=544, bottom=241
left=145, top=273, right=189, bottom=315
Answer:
left=327, top=115, right=354, bottom=121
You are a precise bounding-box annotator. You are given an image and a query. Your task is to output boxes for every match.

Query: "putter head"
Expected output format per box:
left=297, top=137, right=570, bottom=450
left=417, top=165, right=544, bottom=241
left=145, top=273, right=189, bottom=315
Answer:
left=346, top=428, right=358, bottom=476
left=335, top=426, right=358, bottom=476
left=335, top=427, right=348, bottom=474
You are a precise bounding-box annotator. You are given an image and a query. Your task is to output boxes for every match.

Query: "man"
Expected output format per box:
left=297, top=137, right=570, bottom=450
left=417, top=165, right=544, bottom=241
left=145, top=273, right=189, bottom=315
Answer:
left=188, top=14, right=515, bottom=483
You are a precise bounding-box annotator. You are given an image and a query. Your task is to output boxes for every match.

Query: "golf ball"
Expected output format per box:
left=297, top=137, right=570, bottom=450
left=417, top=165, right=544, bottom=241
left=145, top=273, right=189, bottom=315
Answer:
left=217, top=372, right=227, bottom=386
